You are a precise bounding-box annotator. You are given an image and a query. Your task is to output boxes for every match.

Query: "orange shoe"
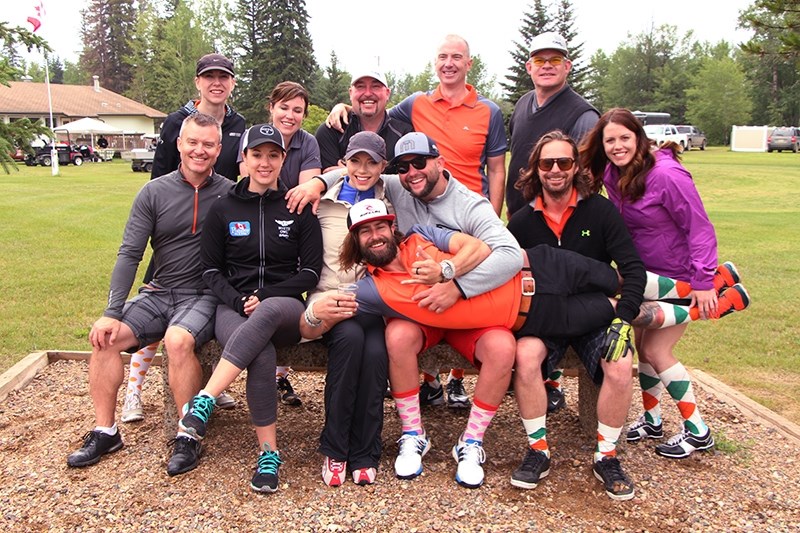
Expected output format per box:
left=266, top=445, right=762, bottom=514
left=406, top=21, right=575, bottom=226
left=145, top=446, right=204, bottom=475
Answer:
left=715, top=262, right=741, bottom=292
left=718, top=283, right=751, bottom=317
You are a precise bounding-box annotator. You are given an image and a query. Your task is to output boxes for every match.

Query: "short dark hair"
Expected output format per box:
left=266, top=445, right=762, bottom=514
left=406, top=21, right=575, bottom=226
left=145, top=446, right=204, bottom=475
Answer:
left=267, top=81, right=310, bottom=118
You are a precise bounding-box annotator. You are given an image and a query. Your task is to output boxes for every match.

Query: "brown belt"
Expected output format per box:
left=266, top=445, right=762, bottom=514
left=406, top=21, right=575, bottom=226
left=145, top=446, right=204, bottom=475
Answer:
left=513, top=252, right=535, bottom=331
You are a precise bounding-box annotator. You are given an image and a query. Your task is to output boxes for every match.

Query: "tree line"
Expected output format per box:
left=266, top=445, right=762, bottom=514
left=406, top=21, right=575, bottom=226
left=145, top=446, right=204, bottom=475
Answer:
left=3, top=0, right=799, bottom=148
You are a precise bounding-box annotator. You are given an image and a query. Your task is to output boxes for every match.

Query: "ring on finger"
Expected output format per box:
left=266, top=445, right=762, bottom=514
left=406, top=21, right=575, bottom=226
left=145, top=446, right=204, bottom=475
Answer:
left=415, top=267, right=420, bottom=275
left=336, top=300, right=340, bottom=307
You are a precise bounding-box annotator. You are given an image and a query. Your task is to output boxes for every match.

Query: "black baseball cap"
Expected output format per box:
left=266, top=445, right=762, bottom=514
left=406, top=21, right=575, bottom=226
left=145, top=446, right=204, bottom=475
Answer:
left=242, top=124, right=285, bottom=152
left=196, top=53, right=235, bottom=76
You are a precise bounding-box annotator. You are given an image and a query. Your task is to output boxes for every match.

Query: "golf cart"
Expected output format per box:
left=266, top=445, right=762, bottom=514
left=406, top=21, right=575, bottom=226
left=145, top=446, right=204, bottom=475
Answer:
left=33, top=142, right=85, bottom=166
left=130, top=133, right=159, bottom=173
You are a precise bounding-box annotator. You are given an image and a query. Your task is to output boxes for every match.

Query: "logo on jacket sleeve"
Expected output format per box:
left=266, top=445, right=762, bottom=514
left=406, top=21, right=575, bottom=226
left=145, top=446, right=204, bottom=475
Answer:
left=229, top=221, right=251, bottom=236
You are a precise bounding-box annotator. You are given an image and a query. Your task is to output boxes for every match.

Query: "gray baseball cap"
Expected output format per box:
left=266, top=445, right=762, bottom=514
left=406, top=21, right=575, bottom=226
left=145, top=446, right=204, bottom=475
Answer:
left=344, top=131, right=387, bottom=162
left=390, top=132, right=440, bottom=165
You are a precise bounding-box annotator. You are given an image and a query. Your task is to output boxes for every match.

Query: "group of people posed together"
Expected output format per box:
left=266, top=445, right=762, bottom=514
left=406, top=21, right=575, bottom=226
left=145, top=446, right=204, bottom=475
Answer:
left=67, top=31, right=750, bottom=501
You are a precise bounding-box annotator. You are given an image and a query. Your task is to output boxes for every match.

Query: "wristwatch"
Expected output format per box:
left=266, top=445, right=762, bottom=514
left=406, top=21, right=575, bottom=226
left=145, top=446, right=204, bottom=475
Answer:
left=439, top=259, right=455, bottom=282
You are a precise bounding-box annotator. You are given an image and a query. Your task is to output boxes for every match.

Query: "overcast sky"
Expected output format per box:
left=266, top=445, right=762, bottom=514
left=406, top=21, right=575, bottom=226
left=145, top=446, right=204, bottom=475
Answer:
left=4, top=0, right=755, bottom=86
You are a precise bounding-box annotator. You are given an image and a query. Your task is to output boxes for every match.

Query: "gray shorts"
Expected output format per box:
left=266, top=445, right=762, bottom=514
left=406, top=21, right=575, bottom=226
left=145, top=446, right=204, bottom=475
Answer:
left=120, top=287, right=218, bottom=351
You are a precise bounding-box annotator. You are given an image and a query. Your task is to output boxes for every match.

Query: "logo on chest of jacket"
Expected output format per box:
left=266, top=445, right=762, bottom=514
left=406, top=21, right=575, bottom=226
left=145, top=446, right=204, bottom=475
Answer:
left=276, top=219, right=294, bottom=239
left=229, top=221, right=251, bottom=237
left=581, top=229, right=591, bottom=237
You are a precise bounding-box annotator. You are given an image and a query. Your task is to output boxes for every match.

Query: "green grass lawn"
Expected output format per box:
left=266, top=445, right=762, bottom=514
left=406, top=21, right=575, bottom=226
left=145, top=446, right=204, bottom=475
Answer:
left=1, top=149, right=799, bottom=423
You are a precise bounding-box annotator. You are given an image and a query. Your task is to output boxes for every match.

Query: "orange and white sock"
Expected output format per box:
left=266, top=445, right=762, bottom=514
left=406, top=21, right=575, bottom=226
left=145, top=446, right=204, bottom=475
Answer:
left=126, top=341, right=159, bottom=396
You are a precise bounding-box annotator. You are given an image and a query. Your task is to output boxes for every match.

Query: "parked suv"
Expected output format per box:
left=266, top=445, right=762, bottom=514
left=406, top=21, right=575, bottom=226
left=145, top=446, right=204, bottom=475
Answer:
left=675, top=125, right=707, bottom=151
left=643, top=124, right=689, bottom=150
left=767, top=127, right=799, bottom=153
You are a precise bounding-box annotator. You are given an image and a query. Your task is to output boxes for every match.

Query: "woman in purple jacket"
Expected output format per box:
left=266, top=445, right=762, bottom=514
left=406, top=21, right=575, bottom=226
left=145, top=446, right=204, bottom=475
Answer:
left=580, top=108, right=750, bottom=460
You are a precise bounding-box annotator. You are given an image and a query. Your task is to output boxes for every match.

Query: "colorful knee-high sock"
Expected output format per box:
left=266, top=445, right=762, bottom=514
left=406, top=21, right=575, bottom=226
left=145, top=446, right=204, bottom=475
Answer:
left=659, top=362, right=709, bottom=436
left=545, top=368, right=563, bottom=391
left=521, top=415, right=549, bottom=457
left=638, top=361, right=663, bottom=425
left=275, top=366, right=291, bottom=379
left=421, top=370, right=441, bottom=385
left=126, top=341, right=159, bottom=396
left=393, top=387, right=424, bottom=435
left=595, top=422, right=623, bottom=462
left=643, top=272, right=693, bottom=300
left=462, top=397, right=498, bottom=443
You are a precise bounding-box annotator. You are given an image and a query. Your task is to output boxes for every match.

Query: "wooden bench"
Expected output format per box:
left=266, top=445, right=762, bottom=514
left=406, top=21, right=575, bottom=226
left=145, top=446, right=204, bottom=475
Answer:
left=161, top=340, right=602, bottom=439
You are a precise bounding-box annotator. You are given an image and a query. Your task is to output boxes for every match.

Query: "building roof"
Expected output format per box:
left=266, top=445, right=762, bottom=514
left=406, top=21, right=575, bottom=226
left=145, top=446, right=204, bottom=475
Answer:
left=0, top=81, right=167, bottom=119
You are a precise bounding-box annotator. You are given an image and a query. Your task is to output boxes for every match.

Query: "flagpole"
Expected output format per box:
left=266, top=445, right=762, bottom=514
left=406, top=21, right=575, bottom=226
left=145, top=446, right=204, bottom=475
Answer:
left=43, top=55, right=58, bottom=176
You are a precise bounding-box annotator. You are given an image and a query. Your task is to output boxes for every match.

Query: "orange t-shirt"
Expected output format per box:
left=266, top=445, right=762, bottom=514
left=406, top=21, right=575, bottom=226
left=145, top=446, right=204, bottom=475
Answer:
left=366, top=234, right=521, bottom=329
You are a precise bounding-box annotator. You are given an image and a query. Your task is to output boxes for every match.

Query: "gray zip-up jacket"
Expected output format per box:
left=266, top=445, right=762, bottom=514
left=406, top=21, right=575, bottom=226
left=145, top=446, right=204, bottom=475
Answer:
left=104, top=169, right=233, bottom=319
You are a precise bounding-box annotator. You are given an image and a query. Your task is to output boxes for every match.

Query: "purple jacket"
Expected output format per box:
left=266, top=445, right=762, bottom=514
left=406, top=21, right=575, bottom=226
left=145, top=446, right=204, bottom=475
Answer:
left=603, top=149, right=717, bottom=290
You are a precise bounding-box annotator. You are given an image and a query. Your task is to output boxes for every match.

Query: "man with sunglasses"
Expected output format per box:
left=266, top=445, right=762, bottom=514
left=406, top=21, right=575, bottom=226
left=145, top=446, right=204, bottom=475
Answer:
left=504, top=31, right=600, bottom=420
left=505, top=32, right=598, bottom=217
left=506, top=131, right=645, bottom=500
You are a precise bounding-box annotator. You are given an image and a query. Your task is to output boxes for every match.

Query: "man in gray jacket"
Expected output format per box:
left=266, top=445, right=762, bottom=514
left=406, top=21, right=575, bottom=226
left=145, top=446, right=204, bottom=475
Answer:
left=66, top=113, right=233, bottom=476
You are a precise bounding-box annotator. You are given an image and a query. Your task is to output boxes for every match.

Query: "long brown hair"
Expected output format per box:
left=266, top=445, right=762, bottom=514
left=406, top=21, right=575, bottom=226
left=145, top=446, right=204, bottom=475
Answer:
left=515, top=130, right=592, bottom=202
left=579, top=108, right=681, bottom=201
left=339, top=225, right=405, bottom=271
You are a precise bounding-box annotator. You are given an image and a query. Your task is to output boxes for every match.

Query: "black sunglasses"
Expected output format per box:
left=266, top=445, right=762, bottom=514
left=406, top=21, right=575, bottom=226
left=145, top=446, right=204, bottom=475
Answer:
left=396, top=156, right=431, bottom=174
left=537, top=157, right=575, bottom=171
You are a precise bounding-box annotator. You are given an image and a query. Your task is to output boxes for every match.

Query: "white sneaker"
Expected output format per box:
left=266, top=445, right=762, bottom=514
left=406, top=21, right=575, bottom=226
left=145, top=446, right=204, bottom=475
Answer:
left=216, top=391, right=237, bottom=409
left=394, top=432, right=430, bottom=479
left=452, top=439, right=486, bottom=489
left=322, top=456, right=347, bottom=487
left=121, top=391, right=144, bottom=423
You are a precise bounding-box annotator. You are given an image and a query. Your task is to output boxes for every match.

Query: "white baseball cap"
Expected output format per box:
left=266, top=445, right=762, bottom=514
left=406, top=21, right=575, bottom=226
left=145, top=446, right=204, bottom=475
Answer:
left=529, top=32, right=569, bottom=57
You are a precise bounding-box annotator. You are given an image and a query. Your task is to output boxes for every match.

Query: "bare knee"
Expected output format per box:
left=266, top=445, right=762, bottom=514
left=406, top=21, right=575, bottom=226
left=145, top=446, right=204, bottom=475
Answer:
left=601, top=353, right=633, bottom=390
left=385, top=321, right=423, bottom=358
left=163, top=326, right=196, bottom=363
left=476, top=330, right=516, bottom=370
left=514, top=336, right=547, bottom=376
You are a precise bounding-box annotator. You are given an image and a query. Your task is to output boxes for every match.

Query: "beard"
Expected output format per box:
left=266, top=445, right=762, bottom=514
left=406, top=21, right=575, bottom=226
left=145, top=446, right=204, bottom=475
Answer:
left=361, top=236, right=398, bottom=267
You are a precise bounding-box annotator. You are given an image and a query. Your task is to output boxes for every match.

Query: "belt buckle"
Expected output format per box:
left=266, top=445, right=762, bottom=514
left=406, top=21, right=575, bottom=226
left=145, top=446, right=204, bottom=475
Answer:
left=521, top=276, right=536, bottom=297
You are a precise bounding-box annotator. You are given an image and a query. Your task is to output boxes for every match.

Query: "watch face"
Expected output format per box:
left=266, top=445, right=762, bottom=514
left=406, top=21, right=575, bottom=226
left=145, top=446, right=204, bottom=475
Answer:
left=441, top=261, right=455, bottom=280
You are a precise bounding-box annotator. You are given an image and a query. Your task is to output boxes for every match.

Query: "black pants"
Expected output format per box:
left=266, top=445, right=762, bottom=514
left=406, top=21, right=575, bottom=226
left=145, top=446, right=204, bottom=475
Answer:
left=318, top=313, right=388, bottom=470
left=516, top=245, right=618, bottom=338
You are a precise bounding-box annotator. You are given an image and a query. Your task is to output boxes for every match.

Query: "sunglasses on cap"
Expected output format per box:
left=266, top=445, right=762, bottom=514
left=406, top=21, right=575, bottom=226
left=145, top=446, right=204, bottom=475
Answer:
left=537, top=157, right=575, bottom=171
left=396, top=156, right=431, bottom=174
left=530, top=56, right=565, bottom=67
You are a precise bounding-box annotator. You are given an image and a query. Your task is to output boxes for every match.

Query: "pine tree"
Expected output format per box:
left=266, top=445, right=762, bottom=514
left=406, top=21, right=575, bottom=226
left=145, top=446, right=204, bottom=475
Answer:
left=501, top=0, right=551, bottom=104
left=553, top=0, right=588, bottom=95
left=231, top=0, right=318, bottom=124
left=315, top=52, right=351, bottom=111
left=78, top=0, right=137, bottom=94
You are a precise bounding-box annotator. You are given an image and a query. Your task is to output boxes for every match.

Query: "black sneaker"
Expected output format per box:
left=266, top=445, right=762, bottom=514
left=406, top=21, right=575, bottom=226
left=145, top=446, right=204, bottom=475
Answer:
left=179, top=394, right=216, bottom=440
left=167, top=436, right=201, bottom=476
left=67, top=430, right=123, bottom=467
left=419, top=380, right=444, bottom=407
left=593, top=456, right=635, bottom=501
left=546, top=383, right=565, bottom=413
left=626, top=415, right=664, bottom=442
left=510, top=448, right=551, bottom=489
left=277, top=376, right=302, bottom=406
left=446, top=377, right=471, bottom=409
left=251, top=447, right=283, bottom=493
left=655, top=428, right=714, bottom=459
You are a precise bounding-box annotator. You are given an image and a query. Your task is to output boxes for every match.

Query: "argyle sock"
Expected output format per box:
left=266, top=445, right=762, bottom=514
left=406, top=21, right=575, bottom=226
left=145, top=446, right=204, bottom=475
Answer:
left=393, top=387, right=424, bottom=435
left=461, top=397, right=498, bottom=443
left=521, top=415, right=549, bottom=458
left=545, top=368, right=563, bottom=391
left=637, top=361, right=663, bottom=425
left=448, top=368, right=465, bottom=380
left=595, top=422, right=623, bottom=462
left=643, top=271, right=692, bottom=300
left=275, top=366, right=290, bottom=379
left=422, top=371, right=441, bottom=386
left=660, top=362, right=708, bottom=436
left=126, top=341, right=159, bottom=396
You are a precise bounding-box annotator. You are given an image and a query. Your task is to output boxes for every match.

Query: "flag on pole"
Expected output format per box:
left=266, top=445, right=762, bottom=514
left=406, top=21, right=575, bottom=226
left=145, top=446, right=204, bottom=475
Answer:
left=27, top=0, right=46, bottom=32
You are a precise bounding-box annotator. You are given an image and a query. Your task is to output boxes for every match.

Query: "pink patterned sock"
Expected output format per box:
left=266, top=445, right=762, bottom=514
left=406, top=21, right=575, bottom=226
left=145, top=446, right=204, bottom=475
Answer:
left=392, top=387, right=424, bottom=435
left=462, top=397, right=499, bottom=443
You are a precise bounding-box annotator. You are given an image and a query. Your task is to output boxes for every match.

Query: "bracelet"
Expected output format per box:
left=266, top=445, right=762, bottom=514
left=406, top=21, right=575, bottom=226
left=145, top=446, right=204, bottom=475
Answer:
left=304, top=304, right=323, bottom=328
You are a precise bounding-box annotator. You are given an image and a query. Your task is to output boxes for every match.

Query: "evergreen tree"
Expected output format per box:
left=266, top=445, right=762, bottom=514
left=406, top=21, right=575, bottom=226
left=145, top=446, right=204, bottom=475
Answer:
left=48, top=56, right=64, bottom=84
left=78, top=0, right=137, bottom=94
left=126, top=0, right=213, bottom=113
left=315, top=52, right=350, bottom=111
left=467, top=54, right=499, bottom=101
left=501, top=0, right=551, bottom=103
left=553, top=0, right=588, bottom=95
left=231, top=0, right=318, bottom=124
left=63, top=60, right=87, bottom=85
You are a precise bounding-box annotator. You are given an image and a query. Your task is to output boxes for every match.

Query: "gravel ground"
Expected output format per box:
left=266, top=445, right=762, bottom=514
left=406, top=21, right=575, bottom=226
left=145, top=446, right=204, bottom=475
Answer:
left=1, top=360, right=798, bottom=532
